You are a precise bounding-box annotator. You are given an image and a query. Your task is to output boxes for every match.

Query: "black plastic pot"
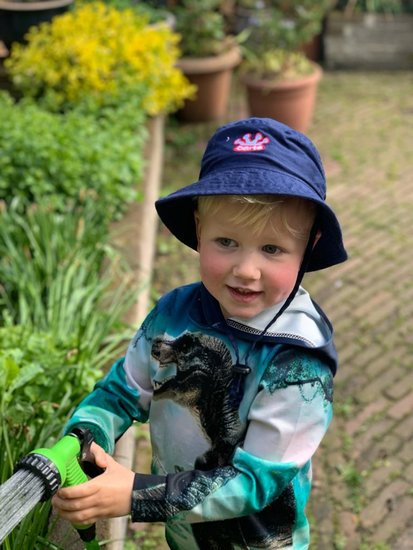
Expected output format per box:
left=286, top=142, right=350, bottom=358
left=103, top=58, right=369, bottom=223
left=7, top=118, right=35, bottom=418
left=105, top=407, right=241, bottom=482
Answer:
left=0, top=0, right=73, bottom=50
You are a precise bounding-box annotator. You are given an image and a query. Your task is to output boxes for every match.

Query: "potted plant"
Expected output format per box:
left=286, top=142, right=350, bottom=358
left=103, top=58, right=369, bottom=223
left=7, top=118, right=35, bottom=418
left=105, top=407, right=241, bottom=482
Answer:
left=0, top=0, right=74, bottom=50
left=237, top=0, right=331, bottom=133
left=157, top=0, right=242, bottom=122
left=4, top=1, right=195, bottom=116
left=324, top=0, right=413, bottom=69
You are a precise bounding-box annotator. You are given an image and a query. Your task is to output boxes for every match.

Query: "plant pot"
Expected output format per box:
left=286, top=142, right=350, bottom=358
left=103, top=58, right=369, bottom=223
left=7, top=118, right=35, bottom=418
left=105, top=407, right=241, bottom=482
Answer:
left=176, top=45, right=241, bottom=123
left=240, top=62, right=322, bottom=134
left=0, top=0, right=74, bottom=50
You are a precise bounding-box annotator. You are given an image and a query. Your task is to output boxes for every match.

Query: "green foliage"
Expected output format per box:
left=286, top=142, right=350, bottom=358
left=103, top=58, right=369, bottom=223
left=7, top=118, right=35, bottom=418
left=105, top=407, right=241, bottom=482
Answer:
left=164, top=0, right=232, bottom=57
left=337, top=461, right=365, bottom=512
left=125, top=524, right=167, bottom=549
left=0, top=91, right=147, bottom=220
left=0, top=325, right=81, bottom=475
left=5, top=1, right=195, bottom=115
left=84, top=0, right=174, bottom=22
left=0, top=199, right=135, bottom=347
left=173, top=1, right=227, bottom=56
left=0, top=201, right=136, bottom=547
left=0, top=324, right=93, bottom=548
left=240, top=0, right=331, bottom=51
left=239, top=0, right=330, bottom=78
left=360, top=543, right=391, bottom=550
left=242, top=49, right=314, bottom=80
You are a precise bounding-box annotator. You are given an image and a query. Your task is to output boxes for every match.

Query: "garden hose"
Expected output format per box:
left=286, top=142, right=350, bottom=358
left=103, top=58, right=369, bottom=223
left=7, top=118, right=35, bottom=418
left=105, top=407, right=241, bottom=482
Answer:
left=15, top=427, right=103, bottom=549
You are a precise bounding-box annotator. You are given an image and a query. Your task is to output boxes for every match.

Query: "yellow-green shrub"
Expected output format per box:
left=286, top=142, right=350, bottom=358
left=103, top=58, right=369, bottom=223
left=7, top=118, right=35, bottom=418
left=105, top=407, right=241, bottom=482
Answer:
left=5, top=1, right=195, bottom=114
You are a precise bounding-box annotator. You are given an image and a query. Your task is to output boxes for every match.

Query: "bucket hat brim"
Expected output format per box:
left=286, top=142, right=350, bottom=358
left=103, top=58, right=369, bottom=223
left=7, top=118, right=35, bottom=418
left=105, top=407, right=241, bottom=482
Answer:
left=155, top=167, right=347, bottom=272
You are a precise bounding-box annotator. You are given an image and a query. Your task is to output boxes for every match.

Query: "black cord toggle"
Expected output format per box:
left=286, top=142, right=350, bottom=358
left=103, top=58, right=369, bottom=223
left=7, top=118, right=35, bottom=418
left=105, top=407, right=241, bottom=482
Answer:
left=232, top=363, right=251, bottom=375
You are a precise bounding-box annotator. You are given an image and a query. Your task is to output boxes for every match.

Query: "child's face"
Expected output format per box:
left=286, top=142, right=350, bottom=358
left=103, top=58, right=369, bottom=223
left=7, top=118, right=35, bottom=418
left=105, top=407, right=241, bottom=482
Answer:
left=196, top=202, right=310, bottom=320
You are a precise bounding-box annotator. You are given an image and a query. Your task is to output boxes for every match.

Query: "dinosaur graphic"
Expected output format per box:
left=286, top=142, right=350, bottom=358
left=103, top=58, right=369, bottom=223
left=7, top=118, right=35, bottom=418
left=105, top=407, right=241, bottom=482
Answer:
left=151, top=332, right=243, bottom=468
left=150, top=331, right=296, bottom=548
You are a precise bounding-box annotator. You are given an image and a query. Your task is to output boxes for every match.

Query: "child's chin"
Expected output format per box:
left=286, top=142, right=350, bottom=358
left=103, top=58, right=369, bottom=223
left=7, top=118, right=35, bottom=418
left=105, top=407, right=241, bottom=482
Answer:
left=225, top=307, right=261, bottom=321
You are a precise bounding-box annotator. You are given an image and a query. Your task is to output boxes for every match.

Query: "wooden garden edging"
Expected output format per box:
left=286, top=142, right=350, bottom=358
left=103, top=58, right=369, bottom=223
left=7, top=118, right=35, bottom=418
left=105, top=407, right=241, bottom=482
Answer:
left=106, top=114, right=165, bottom=549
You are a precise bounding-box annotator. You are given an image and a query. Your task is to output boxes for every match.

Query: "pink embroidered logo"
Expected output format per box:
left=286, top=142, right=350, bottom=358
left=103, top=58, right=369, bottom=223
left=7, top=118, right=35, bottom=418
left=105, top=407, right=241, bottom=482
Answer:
left=233, top=132, right=270, bottom=152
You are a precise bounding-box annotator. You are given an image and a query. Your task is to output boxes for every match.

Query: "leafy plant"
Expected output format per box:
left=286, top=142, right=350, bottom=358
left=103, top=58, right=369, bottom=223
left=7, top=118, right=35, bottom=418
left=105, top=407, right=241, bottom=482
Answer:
left=81, top=0, right=173, bottom=22
left=161, top=0, right=234, bottom=57
left=0, top=200, right=136, bottom=547
left=239, top=0, right=331, bottom=79
left=0, top=91, right=146, bottom=219
left=0, top=199, right=135, bottom=346
left=5, top=1, right=195, bottom=114
left=0, top=324, right=102, bottom=549
left=0, top=326, right=81, bottom=478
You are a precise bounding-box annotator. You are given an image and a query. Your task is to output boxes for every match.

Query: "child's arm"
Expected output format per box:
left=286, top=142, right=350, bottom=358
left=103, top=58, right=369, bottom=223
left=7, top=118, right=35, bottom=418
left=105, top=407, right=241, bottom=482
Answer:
left=63, top=356, right=150, bottom=454
left=63, top=316, right=156, bottom=453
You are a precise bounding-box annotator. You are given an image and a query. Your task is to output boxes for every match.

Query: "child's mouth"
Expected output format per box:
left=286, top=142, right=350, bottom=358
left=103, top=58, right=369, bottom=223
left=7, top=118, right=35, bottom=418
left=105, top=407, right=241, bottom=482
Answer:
left=227, top=286, right=261, bottom=302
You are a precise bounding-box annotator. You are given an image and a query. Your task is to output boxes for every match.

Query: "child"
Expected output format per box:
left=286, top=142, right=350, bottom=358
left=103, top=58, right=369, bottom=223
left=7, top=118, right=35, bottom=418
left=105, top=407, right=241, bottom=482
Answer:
left=53, top=117, right=347, bottom=549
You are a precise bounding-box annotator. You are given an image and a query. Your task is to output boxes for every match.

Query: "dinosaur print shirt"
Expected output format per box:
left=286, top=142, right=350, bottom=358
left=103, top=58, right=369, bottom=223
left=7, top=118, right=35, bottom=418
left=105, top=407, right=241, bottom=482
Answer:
left=66, top=282, right=337, bottom=549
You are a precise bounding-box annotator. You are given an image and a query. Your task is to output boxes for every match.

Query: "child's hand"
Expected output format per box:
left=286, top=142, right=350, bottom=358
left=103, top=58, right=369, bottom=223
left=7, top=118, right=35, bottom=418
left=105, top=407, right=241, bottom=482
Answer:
left=52, top=442, right=135, bottom=525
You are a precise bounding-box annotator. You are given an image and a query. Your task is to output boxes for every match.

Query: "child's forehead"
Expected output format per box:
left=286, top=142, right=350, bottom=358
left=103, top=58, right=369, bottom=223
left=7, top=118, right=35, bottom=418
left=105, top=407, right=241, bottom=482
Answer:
left=201, top=195, right=312, bottom=218
left=204, top=200, right=302, bottom=228
left=198, top=195, right=315, bottom=240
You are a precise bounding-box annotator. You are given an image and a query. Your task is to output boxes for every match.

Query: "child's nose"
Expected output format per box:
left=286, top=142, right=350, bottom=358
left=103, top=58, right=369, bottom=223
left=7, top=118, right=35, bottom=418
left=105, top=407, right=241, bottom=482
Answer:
left=232, top=253, right=260, bottom=280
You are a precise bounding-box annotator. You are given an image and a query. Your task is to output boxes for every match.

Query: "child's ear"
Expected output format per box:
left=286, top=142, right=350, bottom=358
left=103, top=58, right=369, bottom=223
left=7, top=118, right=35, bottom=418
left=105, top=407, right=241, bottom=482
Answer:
left=194, top=212, right=201, bottom=251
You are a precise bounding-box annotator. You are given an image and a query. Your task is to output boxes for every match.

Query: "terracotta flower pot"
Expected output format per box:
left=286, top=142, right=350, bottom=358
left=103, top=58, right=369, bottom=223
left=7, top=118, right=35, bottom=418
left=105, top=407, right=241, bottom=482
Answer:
left=240, top=62, right=323, bottom=134
left=0, top=0, right=74, bottom=49
left=176, top=45, right=241, bottom=123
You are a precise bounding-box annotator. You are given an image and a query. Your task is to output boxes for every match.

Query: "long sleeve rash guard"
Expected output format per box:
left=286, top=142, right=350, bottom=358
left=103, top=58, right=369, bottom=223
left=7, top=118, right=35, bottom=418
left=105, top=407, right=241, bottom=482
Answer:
left=66, top=282, right=337, bottom=549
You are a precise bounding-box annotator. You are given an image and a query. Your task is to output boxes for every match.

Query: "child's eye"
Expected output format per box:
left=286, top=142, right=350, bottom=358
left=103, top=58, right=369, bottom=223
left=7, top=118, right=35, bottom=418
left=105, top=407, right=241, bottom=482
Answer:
left=262, top=244, right=280, bottom=255
left=216, top=237, right=236, bottom=247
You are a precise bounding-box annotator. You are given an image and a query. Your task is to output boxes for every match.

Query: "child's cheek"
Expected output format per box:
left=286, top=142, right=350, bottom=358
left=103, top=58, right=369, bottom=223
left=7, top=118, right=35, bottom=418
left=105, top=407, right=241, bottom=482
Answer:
left=199, top=250, right=228, bottom=282
left=268, top=265, right=300, bottom=295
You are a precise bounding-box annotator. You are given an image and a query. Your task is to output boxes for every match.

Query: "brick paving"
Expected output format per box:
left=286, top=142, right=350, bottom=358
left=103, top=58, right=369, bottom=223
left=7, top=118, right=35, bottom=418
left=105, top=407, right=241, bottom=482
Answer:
left=301, top=75, right=413, bottom=549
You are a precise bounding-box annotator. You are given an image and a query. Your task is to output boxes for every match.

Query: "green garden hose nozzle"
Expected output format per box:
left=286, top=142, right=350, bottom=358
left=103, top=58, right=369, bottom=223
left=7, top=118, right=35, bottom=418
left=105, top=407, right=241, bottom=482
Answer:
left=15, top=427, right=102, bottom=549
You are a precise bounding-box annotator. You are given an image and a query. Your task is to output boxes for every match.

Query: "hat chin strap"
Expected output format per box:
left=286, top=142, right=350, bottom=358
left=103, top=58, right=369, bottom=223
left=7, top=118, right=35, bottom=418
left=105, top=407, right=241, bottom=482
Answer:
left=265, top=219, right=319, bottom=329
left=227, top=221, right=319, bottom=407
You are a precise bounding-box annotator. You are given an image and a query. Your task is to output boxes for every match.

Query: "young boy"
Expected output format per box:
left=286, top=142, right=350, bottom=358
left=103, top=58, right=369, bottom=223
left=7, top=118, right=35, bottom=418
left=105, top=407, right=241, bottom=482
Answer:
left=53, top=118, right=347, bottom=549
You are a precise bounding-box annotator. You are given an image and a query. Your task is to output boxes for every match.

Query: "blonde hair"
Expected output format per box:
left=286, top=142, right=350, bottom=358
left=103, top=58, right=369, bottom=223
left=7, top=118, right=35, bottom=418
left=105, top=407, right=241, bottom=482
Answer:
left=196, top=195, right=316, bottom=240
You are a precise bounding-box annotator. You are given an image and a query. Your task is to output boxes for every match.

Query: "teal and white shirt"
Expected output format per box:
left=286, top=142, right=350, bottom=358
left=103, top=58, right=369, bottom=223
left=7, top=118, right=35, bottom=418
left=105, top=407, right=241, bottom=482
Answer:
left=66, top=282, right=336, bottom=549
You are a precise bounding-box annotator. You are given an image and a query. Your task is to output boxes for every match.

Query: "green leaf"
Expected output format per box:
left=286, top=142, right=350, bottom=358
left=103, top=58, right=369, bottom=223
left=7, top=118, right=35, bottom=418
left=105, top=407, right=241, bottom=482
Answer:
left=0, top=355, right=20, bottom=386
left=9, top=363, right=44, bottom=394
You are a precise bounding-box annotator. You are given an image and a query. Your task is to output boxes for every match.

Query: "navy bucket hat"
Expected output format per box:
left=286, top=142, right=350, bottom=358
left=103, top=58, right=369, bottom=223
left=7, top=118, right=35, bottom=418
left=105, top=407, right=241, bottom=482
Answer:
left=156, top=117, right=347, bottom=271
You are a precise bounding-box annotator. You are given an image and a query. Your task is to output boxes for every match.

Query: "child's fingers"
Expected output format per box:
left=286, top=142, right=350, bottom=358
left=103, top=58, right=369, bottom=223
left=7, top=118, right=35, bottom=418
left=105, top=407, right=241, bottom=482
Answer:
left=52, top=488, right=102, bottom=524
left=53, top=497, right=100, bottom=524
left=54, top=479, right=98, bottom=500
left=89, top=442, right=109, bottom=469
